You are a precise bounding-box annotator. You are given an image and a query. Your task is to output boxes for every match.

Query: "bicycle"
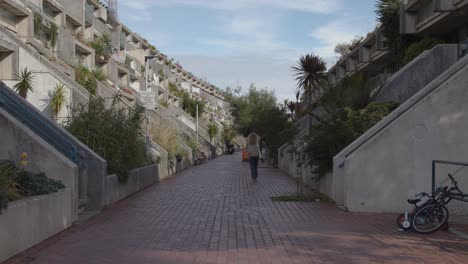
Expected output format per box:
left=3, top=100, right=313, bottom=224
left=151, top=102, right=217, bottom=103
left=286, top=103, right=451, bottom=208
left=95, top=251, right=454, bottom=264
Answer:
left=397, top=173, right=468, bottom=234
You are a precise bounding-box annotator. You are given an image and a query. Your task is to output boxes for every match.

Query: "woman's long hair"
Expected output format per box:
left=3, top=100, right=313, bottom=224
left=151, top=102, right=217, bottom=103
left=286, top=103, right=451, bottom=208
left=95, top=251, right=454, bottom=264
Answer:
left=248, top=132, right=258, bottom=146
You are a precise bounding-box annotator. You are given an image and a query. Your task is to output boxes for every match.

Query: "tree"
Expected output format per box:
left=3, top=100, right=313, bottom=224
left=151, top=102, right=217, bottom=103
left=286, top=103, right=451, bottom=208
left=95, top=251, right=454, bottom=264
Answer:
left=49, top=83, right=67, bottom=120
left=228, top=84, right=277, bottom=136
left=292, top=53, right=327, bottom=101
left=334, top=35, right=364, bottom=56
left=14, top=68, right=34, bottom=99
left=375, top=0, right=405, bottom=61
left=227, top=84, right=296, bottom=163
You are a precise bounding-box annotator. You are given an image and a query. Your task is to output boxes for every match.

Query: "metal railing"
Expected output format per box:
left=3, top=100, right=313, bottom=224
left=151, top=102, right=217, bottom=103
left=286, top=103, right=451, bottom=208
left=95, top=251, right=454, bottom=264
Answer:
left=0, top=82, right=78, bottom=164
left=432, top=160, right=468, bottom=193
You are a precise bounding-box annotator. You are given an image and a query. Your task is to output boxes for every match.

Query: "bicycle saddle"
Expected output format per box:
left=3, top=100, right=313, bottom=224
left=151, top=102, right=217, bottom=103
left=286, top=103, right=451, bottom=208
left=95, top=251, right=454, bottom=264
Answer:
left=407, top=199, right=421, bottom=204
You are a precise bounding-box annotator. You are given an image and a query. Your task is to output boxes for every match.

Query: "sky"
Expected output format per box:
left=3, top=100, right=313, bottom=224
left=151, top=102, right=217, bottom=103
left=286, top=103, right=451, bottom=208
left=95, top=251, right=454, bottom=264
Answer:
left=118, top=0, right=378, bottom=101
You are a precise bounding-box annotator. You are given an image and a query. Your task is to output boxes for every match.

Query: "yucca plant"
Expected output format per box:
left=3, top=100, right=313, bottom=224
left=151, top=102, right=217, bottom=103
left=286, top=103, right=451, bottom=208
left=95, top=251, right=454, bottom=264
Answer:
left=14, top=68, right=35, bottom=99
left=90, top=32, right=112, bottom=61
left=99, top=32, right=112, bottom=46
left=50, top=83, right=67, bottom=120
left=292, top=53, right=327, bottom=102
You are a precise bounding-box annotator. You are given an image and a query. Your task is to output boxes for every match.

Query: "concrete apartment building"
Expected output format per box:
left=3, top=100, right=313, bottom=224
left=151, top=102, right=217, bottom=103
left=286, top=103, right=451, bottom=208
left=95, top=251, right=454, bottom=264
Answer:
left=0, top=1, right=234, bottom=260
left=279, top=0, right=468, bottom=214
left=0, top=0, right=231, bottom=150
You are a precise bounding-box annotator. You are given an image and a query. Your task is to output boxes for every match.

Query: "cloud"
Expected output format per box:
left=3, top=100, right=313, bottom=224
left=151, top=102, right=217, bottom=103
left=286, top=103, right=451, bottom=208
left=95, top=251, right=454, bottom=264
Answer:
left=309, top=18, right=377, bottom=67
left=120, top=0, right=343, bottom=14
left=201, top=13, right=284, bottom=53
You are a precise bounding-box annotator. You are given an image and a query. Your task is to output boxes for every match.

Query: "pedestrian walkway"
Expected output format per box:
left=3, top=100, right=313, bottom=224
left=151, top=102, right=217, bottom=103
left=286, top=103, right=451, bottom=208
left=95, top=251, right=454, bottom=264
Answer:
left=5, top=154, right=468, bottom=264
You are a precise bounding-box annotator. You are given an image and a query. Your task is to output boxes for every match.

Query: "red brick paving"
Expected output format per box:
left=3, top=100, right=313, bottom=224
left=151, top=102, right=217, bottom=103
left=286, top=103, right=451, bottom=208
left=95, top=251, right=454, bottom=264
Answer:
left=4, top=154, right=468, bottom=263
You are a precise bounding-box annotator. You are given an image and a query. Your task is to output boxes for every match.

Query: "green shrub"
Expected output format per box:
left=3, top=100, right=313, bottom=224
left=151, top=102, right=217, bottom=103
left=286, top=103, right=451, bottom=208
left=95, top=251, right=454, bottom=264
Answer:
left=402, top=38, right=445, bottom=65
left=16, top=171, right=65, bottom=197
left=65, top=98, right=148, bottom=182
left=306, top=101, right=399, bottom=177
left=181, top=93, right=205, bottom=118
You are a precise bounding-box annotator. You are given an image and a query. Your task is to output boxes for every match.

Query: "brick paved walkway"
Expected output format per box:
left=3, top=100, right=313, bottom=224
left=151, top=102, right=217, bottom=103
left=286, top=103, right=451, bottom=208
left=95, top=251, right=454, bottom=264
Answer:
left=5, top=154, right=468, bottom=264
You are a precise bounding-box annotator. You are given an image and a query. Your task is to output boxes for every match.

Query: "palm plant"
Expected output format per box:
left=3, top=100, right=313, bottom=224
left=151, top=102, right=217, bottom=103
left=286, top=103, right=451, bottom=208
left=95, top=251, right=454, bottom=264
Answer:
left=50, top=83, right=67, bottom=120
left=292, top=53, right=327, bottom=102
left=283, top=99, right=296, bottom=117
left=14, top=68, right=35, bottom=99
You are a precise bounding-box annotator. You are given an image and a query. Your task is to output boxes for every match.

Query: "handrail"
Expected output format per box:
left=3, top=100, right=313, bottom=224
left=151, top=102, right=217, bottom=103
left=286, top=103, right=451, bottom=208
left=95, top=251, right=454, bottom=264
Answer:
left=0, top=82, right=78, bottom=163
left=432, top=160, right=468, bottom=193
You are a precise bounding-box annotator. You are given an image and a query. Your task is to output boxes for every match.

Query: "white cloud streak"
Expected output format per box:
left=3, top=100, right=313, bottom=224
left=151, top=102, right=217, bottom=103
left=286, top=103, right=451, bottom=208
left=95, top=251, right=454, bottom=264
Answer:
left=120, top=0, right=343, bottom=14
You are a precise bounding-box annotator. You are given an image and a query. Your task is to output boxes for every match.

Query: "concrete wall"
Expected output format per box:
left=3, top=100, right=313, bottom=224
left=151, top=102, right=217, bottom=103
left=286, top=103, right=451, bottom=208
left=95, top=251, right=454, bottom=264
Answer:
left=105, top=164, right=158, bottom=206
left=0, top=109, right=78, bottom=219
left=375, top=44, right=458, bottom=103
left=0, top=189, right=73, bottom=263
left=334, top=54, right=468, bottom=214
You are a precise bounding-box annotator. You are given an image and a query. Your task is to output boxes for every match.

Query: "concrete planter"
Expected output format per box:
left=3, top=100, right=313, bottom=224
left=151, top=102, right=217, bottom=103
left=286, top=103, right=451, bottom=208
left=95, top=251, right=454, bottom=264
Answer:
left=0, top=189, right=73, bottom=263
left=105, top=164, right=158, bottom=206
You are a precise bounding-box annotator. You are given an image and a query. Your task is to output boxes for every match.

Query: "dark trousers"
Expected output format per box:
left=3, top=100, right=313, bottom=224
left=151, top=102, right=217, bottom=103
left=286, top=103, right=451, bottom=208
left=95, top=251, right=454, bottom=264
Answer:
left=249, top=157, right=259, bottom=179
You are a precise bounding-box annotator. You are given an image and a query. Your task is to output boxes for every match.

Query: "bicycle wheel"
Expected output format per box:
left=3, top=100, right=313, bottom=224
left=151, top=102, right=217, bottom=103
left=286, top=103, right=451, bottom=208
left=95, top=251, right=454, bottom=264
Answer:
left=411, top=203, right=449, bottom=234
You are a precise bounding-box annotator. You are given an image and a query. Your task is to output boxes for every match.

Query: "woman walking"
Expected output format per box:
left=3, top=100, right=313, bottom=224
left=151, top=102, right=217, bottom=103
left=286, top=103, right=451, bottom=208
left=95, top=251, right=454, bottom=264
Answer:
left=247, top=132, right=263, bottom=180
